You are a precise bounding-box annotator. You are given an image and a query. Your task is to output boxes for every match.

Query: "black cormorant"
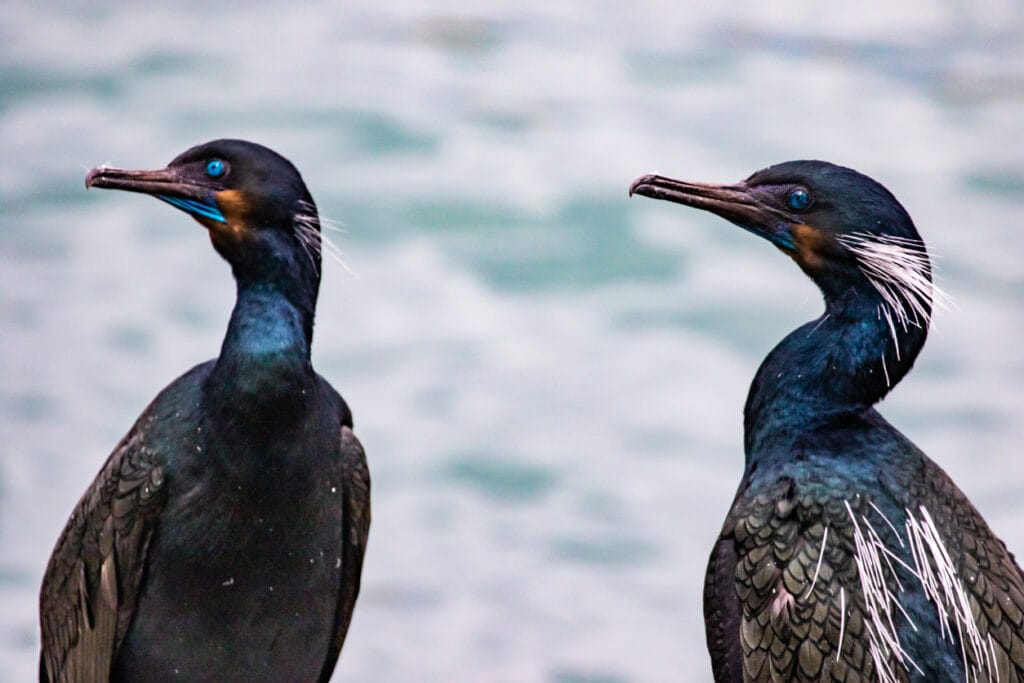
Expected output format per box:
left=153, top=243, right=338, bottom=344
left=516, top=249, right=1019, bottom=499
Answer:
left=631, top=161, right=1024, bottom=682
left=39, top=139, right=370, bottom=682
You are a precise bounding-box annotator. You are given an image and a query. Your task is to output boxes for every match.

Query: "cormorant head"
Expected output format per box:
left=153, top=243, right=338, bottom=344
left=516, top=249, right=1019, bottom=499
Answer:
left=86, top=139, right=322, bottom=303
left=630, top=161, right=938, bottom=326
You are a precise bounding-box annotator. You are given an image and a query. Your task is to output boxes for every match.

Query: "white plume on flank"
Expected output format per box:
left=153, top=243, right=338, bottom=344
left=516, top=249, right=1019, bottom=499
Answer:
left=293, top=199, right=357, bottom=278
left=844, top=500, right=924, bottom=681
left=836, top=233, right=953, bottom=358
left=905, top=506, right=998, bottom=682
left=804, top=526, right=829, bottom=600
left=841, top=501, right=997, bottom=683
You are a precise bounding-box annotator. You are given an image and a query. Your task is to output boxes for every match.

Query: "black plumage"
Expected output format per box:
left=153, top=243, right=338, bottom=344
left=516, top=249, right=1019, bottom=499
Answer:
left=631, top=162, right=1024, bottom=682
left=40, top=139, right=370, bottom=682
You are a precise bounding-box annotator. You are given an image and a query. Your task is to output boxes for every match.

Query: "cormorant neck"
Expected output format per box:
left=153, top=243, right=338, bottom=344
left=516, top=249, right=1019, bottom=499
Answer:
left=204, top=280, right=316, bottom=425
left=743, top=288, right=928, bottom=465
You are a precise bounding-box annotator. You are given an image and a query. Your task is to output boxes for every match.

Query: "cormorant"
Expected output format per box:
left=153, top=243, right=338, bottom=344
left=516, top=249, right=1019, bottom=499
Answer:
left=39, top=139, right=370, bottom=682
left=630, top=162, right=1024, bottom=682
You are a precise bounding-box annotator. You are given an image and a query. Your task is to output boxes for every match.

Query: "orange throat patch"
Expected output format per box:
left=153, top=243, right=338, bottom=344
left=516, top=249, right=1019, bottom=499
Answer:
left=206, top=189, right=251, bottom=248
left=789, top=223, right=832, bottom=272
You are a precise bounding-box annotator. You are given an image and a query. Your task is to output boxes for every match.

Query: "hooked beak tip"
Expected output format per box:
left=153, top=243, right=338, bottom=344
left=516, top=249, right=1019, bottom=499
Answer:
left=629, top=174, right=658, bottom=198
left=84, top=165, right=119, bottom=190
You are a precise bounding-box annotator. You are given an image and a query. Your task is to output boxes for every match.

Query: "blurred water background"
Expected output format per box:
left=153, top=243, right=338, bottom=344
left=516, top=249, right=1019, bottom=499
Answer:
left=2, top=1, right=1023, bottom=680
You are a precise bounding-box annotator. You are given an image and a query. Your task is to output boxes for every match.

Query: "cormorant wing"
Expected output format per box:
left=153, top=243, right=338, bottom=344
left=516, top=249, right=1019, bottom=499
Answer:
left=708, top=463, right=1024, bottom=681
left=39, top=429, right=166, bottom=682
left=704, top=535, right=744, bottom=683
left=920, top=464, right=1024, bottom=680
left=317, top=425, right=370, bottom=682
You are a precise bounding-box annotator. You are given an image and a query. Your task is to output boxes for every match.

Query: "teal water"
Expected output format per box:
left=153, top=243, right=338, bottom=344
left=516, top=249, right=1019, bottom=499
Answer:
left=2, top=2, right=1023, bottom=680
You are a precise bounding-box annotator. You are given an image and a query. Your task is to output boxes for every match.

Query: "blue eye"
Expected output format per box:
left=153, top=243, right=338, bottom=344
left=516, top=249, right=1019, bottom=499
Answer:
left=205, top=159, right=226, bottom=178
left=787, top=187, right=810, bottom=211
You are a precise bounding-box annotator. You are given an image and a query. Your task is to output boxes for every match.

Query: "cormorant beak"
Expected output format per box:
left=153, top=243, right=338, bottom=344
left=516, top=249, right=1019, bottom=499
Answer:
left=630, top=174, right=797, bottom=251
left=85, top=165, right=226, bottom=224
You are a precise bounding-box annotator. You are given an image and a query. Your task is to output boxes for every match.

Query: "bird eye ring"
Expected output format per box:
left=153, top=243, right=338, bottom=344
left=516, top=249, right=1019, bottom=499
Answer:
left=205, top=159, right=227, bottom=178
left=787, top=187, right=811, bottom=211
